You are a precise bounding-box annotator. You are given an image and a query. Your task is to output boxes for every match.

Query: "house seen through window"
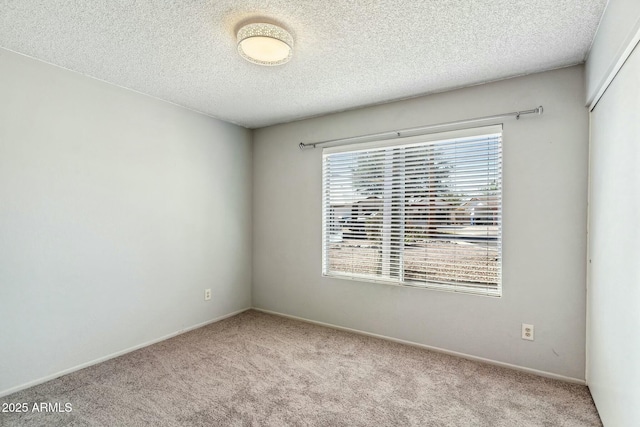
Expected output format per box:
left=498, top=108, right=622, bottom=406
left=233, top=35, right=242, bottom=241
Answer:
left=322, top=125, right=502, bottom=296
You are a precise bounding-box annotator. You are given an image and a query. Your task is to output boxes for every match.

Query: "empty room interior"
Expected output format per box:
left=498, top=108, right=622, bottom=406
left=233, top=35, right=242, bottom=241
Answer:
left=1, top=1, right=639, bottom=426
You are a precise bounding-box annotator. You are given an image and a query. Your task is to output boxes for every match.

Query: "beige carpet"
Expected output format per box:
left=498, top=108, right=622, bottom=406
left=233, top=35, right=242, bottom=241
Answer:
left=0, top=310, right=601, bottom=426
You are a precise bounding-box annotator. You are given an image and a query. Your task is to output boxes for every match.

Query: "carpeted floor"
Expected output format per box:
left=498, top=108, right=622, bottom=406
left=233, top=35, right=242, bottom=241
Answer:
left=0, top=310, right=601, bottom=426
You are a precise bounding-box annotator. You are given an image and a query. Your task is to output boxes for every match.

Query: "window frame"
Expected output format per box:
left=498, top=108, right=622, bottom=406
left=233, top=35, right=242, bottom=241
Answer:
left=321, top=125, right=503, bottom=297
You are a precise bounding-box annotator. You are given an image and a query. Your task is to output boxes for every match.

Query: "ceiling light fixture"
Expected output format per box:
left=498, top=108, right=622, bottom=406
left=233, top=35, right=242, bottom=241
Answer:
left=237, top=23, right=293, bottom=66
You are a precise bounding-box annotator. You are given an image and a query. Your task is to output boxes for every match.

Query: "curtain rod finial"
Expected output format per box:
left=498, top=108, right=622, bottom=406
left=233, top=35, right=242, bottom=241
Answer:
left=537, top=106, right=544, bottom=114
left=299, top=142, right=305, bottom=150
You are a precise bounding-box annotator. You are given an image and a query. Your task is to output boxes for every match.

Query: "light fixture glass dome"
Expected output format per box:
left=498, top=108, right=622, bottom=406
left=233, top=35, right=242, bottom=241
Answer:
left=237, top=23, right=293, bottom=66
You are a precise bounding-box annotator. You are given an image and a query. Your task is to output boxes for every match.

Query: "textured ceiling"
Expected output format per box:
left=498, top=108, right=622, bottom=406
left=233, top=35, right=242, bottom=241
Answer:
left=0, top=1, right=606, bottom=128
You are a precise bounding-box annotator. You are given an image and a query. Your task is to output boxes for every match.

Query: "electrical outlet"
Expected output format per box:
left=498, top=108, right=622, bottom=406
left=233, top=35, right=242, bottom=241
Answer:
left=204, top=289, right=211, bottom=301
left=522, top=323, right=534, bottom=341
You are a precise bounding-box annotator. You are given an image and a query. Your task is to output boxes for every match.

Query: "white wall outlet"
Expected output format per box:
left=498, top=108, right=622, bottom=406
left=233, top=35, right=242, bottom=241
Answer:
left=522, top=323, right=534, bottom=341
left=204, top=289, right=211, bottom=301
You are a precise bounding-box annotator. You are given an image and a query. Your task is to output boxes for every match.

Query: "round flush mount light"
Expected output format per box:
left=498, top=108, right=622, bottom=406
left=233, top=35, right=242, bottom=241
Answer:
left=237, top=23, right=293, bottom=66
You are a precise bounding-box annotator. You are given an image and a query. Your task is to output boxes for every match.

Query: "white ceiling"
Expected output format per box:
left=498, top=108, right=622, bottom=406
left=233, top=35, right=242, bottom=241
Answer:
left=0, top=1, right=607, bottom=129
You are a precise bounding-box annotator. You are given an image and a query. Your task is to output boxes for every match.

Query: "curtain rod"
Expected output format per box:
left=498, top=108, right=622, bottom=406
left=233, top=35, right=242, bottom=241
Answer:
left=298, top=105, right=543, bottom=150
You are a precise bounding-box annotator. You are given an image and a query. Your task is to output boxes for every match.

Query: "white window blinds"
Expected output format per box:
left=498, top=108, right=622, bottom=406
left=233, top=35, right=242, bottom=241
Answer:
left=322, top=126, right=502, bottom=296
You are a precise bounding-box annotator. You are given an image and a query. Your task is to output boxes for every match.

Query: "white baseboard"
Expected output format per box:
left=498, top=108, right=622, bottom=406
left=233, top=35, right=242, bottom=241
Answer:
left=0, top=307, right=251, bottom=398
left=253, top=307, right=586, bottom=386
left=2, top=305, right=584, bottom=398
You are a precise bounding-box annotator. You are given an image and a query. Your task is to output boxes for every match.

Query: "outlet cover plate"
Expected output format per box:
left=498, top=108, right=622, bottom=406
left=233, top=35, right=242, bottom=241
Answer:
left=522, top=323, right=534, bottom=341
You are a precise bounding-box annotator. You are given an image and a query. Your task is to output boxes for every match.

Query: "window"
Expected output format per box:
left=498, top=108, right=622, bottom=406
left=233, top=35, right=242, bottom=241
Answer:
left=322, top=125, right=502, bottom=296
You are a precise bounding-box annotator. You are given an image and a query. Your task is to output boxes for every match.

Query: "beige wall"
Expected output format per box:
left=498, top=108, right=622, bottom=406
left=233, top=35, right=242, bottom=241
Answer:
left=253, top=66, right=589, bottom=380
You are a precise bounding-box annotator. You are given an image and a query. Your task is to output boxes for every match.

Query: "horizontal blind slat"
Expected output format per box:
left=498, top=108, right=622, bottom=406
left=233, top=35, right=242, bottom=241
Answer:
left=322, top=129, right=502, bottom=296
